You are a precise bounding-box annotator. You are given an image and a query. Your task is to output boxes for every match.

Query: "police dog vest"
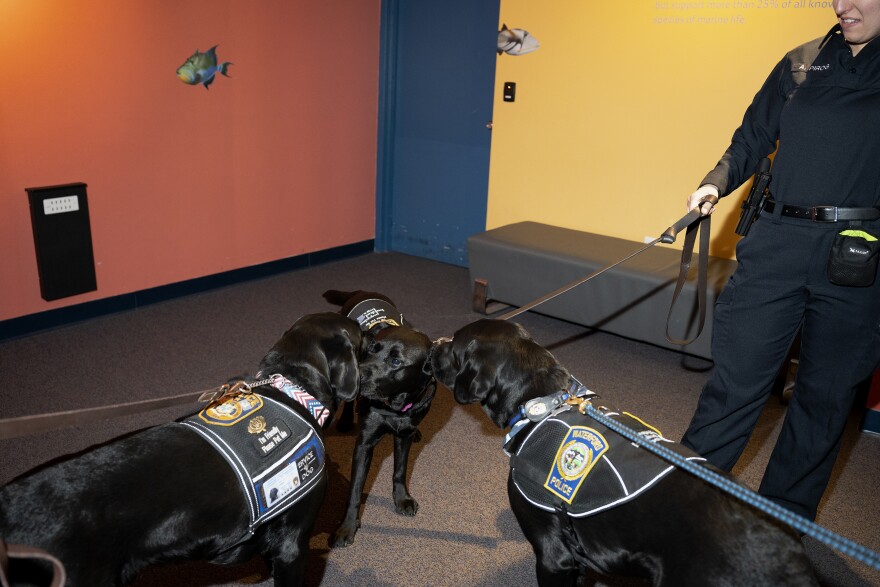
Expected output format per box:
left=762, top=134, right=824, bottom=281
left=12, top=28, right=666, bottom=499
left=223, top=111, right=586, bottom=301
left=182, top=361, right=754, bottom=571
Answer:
left=181, top=392, right=325, bottom=531
left=509, top=405, right=704, bottom=517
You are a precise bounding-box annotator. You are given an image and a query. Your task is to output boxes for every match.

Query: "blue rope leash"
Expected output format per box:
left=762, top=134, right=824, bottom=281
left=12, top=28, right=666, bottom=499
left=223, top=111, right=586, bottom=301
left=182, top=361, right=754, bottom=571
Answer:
left=582, top=403, right=880, bottom=571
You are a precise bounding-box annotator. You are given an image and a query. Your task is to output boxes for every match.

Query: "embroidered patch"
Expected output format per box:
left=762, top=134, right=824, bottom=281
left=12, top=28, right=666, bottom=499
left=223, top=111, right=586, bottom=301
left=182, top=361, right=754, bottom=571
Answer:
left=544, top=426, right=608, bottom=503
left=252, top=420, right=292, bottom=457
left=199, top=393, right=264, bottom=426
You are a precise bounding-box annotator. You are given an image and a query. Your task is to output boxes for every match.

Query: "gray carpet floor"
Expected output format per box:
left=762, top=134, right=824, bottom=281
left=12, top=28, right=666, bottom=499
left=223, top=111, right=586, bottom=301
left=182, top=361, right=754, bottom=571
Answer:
left=1, top=252, right=878, bottom=586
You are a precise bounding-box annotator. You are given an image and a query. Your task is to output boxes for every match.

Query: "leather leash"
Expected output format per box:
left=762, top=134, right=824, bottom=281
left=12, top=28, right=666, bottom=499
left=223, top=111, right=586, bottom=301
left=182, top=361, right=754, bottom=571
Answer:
left=665, top=212, right=712, bottom=346
left=0, top=382, right=244, bottom=442
left=0, top=209, right=715, bottom=442
left=498, top=204, right=713, bottom=347
left=0, top=539, right=66, bottom=587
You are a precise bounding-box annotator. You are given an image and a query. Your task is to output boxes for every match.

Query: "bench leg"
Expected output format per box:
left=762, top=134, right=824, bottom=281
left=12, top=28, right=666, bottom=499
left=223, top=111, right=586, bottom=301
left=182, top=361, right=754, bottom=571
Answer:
left=472, top=278, right=489, bottom=314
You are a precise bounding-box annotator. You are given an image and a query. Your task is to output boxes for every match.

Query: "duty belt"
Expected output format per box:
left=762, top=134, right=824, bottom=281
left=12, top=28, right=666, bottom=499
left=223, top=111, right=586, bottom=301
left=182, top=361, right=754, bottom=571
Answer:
left=763, top=200, right=880, bottom=222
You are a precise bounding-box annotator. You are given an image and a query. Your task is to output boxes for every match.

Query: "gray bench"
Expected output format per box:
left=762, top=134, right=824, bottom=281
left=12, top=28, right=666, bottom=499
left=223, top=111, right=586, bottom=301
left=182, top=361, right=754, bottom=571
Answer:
left=467, top=221, right=738, bottom=359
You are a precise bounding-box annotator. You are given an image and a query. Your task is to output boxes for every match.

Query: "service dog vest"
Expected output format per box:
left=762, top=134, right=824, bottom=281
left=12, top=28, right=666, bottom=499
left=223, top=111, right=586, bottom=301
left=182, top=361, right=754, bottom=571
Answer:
left=509, top=405, right=704, bottom=517
left=181, top=391, right=325, bottom=532
left=346, top=299, right=404, bottom=333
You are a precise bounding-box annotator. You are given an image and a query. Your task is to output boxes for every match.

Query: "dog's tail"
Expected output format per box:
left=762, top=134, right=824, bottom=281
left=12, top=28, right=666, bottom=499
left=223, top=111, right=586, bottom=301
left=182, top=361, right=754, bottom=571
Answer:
left=322, top=289, right=357, bottom=307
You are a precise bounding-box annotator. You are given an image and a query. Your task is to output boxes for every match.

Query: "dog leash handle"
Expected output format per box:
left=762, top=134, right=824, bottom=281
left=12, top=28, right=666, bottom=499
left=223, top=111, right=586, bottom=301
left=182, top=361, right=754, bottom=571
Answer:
left=661, top=194, right=718, bottom=244
left=661, top=209, right=701, bottom=244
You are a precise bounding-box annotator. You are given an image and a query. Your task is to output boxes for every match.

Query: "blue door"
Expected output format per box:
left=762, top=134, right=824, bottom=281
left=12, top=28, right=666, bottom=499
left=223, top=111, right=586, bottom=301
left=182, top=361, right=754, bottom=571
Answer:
left=376, top=0, right=500, bottom=266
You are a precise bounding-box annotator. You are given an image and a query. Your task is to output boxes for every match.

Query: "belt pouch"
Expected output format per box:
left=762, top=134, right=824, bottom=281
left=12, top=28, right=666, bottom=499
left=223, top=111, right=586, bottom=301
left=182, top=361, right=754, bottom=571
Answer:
left=828, top=228, right=880, bottom=287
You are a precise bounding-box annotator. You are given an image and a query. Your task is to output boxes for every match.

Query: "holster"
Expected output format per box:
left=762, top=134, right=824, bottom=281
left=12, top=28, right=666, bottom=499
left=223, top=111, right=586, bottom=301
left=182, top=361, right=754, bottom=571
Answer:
left=735, top=158, right=772, bottom=237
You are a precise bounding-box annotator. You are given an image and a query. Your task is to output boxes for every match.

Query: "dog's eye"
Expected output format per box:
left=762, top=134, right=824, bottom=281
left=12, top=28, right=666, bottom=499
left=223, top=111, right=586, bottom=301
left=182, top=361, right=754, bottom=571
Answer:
left=388, top=358, right=402, bottom=367
left=369, top=342, right=380, bottom=353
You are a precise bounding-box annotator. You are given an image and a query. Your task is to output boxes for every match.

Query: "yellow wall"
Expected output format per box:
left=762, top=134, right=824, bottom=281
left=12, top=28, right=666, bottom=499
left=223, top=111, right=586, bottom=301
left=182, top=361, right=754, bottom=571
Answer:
left=489, top=1, right=835, bottom=258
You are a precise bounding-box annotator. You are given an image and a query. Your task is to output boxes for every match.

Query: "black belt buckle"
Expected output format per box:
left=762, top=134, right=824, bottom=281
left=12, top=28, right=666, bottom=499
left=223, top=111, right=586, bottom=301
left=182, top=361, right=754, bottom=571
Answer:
left=811, top=206, right=838, bottom=222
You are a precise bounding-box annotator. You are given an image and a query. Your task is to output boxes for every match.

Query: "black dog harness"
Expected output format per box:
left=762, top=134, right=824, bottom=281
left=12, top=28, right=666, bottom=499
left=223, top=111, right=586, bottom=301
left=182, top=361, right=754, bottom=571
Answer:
left=180, top=375, right=327, bottom=535
left=346, top=298, right=405, bottom=334
left=347, top=298, right=431, bottom=414
left=506, top=387, right=704, bottom=518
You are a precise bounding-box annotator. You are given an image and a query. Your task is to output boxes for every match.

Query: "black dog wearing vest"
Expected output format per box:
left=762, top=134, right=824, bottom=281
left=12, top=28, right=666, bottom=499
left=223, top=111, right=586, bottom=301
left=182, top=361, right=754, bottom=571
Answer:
left=430, top=319, right=818, bottom=587
left=322, top=289, right=435, bottom=547
left=0, top=312, right=383, bottom=587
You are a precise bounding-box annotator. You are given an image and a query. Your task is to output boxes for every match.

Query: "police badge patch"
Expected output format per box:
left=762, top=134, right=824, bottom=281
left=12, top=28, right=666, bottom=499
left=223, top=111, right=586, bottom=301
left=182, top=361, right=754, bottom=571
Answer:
left=199, top=393, right=264, bottom=426
left=544, top=426, right=608, bottom=503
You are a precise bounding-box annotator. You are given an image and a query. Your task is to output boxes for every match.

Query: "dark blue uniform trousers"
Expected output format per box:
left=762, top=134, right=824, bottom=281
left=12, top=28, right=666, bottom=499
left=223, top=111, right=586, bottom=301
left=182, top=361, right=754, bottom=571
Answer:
left=681, top=210, right=880, bottom=521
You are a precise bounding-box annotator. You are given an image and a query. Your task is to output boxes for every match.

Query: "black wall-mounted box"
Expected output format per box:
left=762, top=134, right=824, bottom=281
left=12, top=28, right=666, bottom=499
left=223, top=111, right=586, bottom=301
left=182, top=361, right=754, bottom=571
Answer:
left=26, top=182, right=97, bottom=301
left=503, top=81, right=516, bottom=102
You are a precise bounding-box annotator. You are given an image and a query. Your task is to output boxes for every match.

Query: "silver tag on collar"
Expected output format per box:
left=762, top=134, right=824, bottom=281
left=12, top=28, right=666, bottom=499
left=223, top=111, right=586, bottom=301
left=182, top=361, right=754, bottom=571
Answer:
left=524, top=394, right=565, bottom=422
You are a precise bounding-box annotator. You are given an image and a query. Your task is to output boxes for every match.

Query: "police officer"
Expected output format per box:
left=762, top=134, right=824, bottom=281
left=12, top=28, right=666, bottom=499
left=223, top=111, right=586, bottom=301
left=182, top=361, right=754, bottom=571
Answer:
left=680, top=0, right=880, bottom=522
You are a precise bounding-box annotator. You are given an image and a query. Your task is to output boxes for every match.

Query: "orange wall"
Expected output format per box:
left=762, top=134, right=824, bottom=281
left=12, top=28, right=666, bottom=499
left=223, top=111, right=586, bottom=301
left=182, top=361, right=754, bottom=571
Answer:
left=0, top=0, right=380, bottom=322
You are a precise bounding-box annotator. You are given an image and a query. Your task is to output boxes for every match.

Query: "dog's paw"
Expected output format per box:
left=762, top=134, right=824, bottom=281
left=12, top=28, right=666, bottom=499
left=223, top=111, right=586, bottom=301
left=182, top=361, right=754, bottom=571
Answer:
left=331, top=522, right=359, bottom=548
left=394, top=495, right=419, bottom=516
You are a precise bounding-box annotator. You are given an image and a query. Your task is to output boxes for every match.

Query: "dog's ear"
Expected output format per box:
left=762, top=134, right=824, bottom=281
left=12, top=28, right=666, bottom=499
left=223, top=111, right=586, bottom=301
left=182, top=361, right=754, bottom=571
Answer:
left=438, top=339, right=496, bottom=405
left=331, top=362, right=359, bottom=402
left=430, top=340, right=457, bottom=386
left=358, top=330, right=376, bottom=358
left=455, top=343, right=495, bottom=403
left=328, top=330, right=365, bottom=403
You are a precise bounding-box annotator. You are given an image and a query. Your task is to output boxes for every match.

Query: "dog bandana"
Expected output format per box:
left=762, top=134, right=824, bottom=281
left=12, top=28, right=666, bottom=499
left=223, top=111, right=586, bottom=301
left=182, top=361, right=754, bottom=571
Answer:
left=346, top=299, right=404, bottom=334
left=181, top=391, right=325, bottom=532
left=509, top=404, right=704, bottom=517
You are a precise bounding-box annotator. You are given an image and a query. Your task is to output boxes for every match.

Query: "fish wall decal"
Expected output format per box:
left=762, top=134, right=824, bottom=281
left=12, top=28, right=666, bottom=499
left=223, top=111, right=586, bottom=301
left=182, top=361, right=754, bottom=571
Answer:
left=497, top=24, right=540, bottom=56
left=177, top=45, right=232, bottom=89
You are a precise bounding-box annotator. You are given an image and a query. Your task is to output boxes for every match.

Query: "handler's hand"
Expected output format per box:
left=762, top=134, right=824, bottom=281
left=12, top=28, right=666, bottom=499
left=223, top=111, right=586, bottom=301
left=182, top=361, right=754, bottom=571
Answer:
left=687, top=185, right=719, bottom=216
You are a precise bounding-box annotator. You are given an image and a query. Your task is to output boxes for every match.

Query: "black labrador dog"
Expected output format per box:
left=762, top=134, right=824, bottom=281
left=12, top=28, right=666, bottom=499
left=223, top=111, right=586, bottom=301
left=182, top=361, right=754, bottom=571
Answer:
left=430, top=318, right=818, bottom=587
left=0, top=312, right=385, bottom=587
left=322, top=289, right=435, bottom=547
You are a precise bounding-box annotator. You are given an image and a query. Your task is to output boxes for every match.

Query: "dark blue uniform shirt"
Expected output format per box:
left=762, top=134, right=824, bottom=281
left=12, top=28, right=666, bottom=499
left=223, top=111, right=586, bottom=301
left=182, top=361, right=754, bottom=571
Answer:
left=703, top=25, right=880, bottom=209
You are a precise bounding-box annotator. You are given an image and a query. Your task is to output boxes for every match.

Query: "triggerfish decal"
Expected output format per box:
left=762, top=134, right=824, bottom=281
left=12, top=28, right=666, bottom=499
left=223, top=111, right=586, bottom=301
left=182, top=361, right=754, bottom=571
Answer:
left=497, top=24, right=540, bottom=56
left=176, top=45, right=232, bottom=89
